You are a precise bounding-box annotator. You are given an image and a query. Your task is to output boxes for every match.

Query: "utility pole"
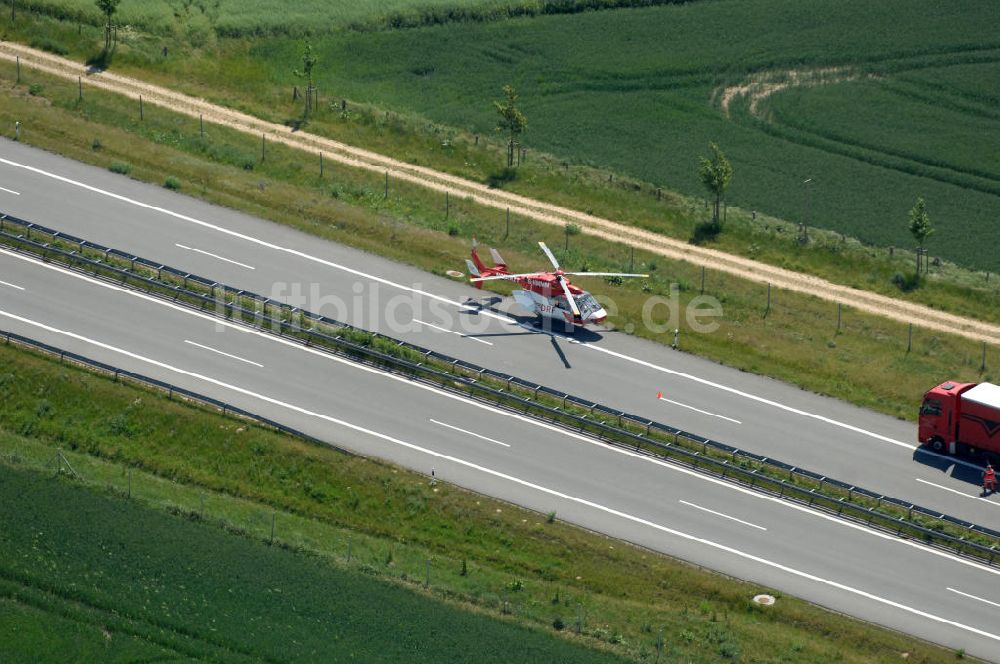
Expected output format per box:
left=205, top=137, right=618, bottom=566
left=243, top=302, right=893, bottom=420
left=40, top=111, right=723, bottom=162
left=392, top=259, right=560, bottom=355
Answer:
left=801, top=178, right=812, bottom=243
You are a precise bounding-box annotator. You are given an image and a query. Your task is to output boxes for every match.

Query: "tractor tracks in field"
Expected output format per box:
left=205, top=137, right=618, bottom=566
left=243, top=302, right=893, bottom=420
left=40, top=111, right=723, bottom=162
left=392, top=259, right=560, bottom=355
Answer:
left=3, top=41, right=1000, bottom=346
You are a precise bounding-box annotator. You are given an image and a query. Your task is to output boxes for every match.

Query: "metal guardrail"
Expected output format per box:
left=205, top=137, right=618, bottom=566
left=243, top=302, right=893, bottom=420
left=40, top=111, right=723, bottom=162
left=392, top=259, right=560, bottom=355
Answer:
left=2, top=211, right=999, bottom=564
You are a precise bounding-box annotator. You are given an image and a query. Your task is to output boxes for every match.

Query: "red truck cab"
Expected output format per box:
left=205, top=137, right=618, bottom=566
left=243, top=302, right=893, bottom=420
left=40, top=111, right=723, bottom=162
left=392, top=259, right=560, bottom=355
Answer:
left=919, top=381, right=1000, bottom=456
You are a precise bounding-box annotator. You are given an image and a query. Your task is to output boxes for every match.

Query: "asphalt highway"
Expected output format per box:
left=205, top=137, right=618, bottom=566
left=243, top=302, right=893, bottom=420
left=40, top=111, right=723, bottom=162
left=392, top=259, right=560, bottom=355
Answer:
left=1, top=139, right=998, bottom=535
left=2, top=242, right=1000, bottom=658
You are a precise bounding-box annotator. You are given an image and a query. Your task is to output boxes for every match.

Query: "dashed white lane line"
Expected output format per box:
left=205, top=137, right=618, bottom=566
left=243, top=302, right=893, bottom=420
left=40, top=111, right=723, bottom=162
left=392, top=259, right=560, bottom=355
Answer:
left=0, top=280, right=25, bottom=290
left=430, top=419, right=510, bottom=447
left=4, top=245, right=1000, bottom=581
left=1, top=306, right=998, bottom=646
left=0, top=186, right=20, bottom=195
left=0, top=156, right=933, bottom=456
left=679, top=500, right=766, bottom=531
left=175, top=243, right=255, bottom=270
left=947, top=587, right=1000, bottom=609
left=413, top=318, right=494, bottom=345
left=659, top=395, right=741, bottom=424
left=184, top=339, right=263, bottom=368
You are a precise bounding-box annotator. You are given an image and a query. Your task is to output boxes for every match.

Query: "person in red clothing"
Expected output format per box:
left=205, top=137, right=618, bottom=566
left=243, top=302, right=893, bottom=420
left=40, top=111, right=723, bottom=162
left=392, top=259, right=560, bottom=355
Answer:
left=984, top=463, right=996, bottom=495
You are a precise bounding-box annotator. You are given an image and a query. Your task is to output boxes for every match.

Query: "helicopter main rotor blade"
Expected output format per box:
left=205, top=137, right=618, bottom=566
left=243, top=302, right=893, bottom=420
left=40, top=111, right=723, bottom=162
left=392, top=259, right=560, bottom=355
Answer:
left=564, top=272, right=649, bottom=278
left=558, top=277, right=581, bottom=317
left=469, top=273, right=538, bottom=282
left=538, top=241, right=561, bottom=271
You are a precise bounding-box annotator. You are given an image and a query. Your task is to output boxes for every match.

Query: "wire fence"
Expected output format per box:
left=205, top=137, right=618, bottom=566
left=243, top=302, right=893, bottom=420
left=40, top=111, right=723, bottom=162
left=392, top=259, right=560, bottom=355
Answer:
left=2, top=210, right=998, bottom=566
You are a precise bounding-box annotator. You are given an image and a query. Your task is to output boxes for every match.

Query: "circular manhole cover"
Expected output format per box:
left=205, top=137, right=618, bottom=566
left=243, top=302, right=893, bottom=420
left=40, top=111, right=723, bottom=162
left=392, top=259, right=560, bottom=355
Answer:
left=446, top=270, right=464, bottom=279
left=752, top=594, right=776, bottom=606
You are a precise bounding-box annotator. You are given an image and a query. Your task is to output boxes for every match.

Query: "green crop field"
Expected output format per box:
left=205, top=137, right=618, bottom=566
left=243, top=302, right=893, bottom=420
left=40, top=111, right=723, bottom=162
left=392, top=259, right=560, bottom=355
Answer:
left=12, top=0, right=1000, bottom=268
left=0, top=462, right=629, bottom=663
left=17, top=0, right=674, bottom=36
left=299, top=0, right=1000, bottom=270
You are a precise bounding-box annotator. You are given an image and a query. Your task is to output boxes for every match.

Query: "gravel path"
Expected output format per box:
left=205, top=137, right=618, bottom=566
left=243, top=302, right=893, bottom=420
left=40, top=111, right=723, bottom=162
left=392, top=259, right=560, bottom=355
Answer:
left=3, top=41, right=998, bottom=345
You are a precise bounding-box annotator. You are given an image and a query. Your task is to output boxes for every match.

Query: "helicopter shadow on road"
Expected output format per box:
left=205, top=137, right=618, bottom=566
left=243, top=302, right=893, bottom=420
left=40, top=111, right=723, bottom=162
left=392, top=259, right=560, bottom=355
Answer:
left=458, top=297, right=605, bottom=369
left=910, top=447, right=991, bottom=489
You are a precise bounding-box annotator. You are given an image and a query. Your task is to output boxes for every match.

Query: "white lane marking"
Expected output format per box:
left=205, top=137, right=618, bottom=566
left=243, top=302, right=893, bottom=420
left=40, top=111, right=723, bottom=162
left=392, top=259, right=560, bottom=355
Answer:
left=1, top=308, right=998, bottom=645
left=0, top=280, right=25, bottom=290
left=430, top=419, right=510, bottom=447
left=413, top=318, right=494, bottom=345
left=184, top=339, right=262, bottom=368
left=4, top=246, right=1000, bottom=579
left=679, top=500, right=766, bottom=531
left=0, top=186, right=20, bottom=195
left=175, top=243, right=255, bottom=270
left=659, top=395, right=741, bottom=424
left=948, top=587, right=1000, bottom=609
left=0, top=157, right=942, bottom=459
left=0, top=157, right=517, bottom=322
left=916, top=478, right=976, bottom=499
left=917, top=478, right=1000, bottom=506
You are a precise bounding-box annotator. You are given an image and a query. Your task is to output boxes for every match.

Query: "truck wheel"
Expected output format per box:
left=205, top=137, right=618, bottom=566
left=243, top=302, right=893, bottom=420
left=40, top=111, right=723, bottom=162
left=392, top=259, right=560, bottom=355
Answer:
left=929, top=437, right=946, bottom=453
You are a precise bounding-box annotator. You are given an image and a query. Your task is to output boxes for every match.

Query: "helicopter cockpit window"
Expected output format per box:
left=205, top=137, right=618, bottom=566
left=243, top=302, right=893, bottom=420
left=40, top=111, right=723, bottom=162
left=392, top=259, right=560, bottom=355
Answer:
left=575, top=293, right=601, bottom=317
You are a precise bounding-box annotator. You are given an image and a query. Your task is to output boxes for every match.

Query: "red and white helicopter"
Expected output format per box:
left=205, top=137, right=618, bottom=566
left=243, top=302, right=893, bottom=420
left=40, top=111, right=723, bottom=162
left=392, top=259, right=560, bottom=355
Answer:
left=466, top=239, right=647, bottom=327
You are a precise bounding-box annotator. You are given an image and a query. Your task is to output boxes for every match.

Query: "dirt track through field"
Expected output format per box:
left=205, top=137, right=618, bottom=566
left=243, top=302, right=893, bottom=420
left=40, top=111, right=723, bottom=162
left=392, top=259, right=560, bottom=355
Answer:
left=3, top=42, right=999, bottom=346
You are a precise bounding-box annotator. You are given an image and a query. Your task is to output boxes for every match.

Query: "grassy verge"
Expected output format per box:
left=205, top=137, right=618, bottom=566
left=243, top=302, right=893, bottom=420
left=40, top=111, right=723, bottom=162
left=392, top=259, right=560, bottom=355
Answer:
left=4, top=11, right=1000, bottom=320
left=0, top=59, right=997, bottom=424
left=0, top=339, right=963, bottom=663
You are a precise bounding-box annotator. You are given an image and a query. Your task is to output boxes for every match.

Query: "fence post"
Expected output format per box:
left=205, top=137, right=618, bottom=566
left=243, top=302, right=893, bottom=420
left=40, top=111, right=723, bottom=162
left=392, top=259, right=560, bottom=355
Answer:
left=261, top=133, right=266, bottom=162
left=445, top=191, right=450, bottom=219
left=319, top=152, right=324, bottom=178
left=907, top=323, right=913, bottom=353
left=16, top=56, right=20, bottom=84
left=139, top=95, right=143, bottom=120
left=425, top=559, right=430, bottom=588
left=200, top=114, right=204, bottom=139
left=837, top=302, right=842, bottom=332
left=505, top=207, right=510, bottom=239
left=270, top=512, right=276, bottom=543
left=982, top=341, right=988, bottom=373
left=384, top=171, right=389, bottom=198
left=78, top=76, right=82, bottom=101
left=127, top=468, right=132, bottom=498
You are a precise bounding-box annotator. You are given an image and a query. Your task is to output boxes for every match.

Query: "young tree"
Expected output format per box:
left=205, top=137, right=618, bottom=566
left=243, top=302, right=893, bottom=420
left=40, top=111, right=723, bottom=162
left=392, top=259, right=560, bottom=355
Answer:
left=698, top=143, right=733, bottom=226
left=494, top=84, right=527, bottom=169
left=95, top=0, right=120, bottom=52
left=908, top=196, right=933, bottom=273
left=293, top=41, right=318, bottom=118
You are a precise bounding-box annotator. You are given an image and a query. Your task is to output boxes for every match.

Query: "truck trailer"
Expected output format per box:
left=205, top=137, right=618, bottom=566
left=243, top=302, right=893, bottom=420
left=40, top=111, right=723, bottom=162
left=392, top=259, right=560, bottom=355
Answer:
left=919, top=381, right=1000, bottom=456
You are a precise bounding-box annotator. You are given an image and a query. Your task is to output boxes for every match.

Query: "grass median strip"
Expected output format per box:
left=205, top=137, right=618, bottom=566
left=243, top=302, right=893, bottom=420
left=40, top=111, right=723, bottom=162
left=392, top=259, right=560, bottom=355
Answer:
left=0, top=340, right=966, bottom=663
